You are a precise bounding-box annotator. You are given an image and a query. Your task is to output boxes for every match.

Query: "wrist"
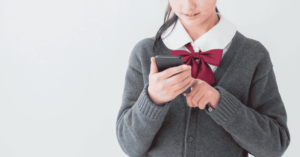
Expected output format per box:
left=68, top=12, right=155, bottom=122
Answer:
left=147, top=87, right=164, bottom=105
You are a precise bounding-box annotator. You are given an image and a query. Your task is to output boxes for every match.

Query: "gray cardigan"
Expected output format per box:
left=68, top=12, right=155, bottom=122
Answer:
left=116, top=31, right=290, bottom=157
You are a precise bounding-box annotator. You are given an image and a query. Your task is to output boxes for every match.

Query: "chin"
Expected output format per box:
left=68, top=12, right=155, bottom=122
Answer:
left=181, top=17, right=201, bottom=26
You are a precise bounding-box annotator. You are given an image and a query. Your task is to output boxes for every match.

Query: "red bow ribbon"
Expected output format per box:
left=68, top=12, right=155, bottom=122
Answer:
left=170, top=43, right=223, bottom=85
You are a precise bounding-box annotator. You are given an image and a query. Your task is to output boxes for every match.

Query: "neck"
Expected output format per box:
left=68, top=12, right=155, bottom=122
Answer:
left=181, top=12, right=220, bottom=42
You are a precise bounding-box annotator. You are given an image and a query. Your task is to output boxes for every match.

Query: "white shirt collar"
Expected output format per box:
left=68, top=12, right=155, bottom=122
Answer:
left=161, top=13, right=237, bottom=52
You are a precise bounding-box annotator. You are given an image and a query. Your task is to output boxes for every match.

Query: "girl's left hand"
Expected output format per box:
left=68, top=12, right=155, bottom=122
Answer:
left=183, top=79, right=220, bottom=109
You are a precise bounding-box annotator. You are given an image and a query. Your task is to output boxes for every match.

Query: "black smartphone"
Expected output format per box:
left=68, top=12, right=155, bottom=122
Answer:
left=155, top=55, right=191, bottom=94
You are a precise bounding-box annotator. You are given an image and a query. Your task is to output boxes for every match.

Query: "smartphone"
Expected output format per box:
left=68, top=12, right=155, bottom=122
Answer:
left=155, top=55, right=191, bottom=94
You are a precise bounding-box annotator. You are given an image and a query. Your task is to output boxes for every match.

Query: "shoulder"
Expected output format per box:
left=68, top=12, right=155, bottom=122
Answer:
left=238, top=32, right=273, bottom=82
left=231, top=31, right=271, bottom=60
left=130, top=37, right=155, bottom=57
left=239, top=33, right=271, bottom=60
left=128, top=36, right=156, bottom=71
left=132, top=36, right=155, bottom=52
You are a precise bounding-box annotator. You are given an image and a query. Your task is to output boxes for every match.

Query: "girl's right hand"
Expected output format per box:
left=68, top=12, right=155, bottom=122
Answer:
left=147, top=57, right=194, bottom=105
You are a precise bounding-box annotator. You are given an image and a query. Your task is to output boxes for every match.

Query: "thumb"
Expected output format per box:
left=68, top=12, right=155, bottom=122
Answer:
left=150, top=57, right=158, bottom=75
left=190, top=78, right=197, bottom=88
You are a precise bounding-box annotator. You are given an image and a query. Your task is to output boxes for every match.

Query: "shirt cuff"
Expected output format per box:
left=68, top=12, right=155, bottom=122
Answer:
left=204, top=86, right=239, bottom=125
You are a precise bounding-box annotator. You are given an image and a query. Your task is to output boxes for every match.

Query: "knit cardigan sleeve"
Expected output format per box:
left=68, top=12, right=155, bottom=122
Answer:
left=116, top=39, right=171, bottom=157
left=204, top=43, right=291, bottom=157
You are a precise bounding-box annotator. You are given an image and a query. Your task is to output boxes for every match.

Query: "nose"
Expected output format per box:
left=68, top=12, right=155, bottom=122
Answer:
left=182, top=0, right=196, bottom=13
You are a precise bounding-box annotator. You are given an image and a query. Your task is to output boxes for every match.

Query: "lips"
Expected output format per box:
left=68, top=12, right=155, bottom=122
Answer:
left=185, top=13, right=199, bottom=17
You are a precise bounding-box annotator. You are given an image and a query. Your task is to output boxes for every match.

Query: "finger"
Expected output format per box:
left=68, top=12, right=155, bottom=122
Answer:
left=186, top=79, right=198, bottom=95
left=150, top=57, right=158, bottom=75
left=167, top=66, right=191, bottom=86
left=185, top=95, right=193, bottom=108
left=182, top=78, right=196, bottom=97
left=191, top=89, right=204, bottom=108
left=159, top=64, right=189, bottom=79
left=190, top=78, right=198, bottom=88
left=186, top=86, right=199, bottom=107
left=174, top=75, right=194, bottom=96
left=198, top=93, right=210, bottom=110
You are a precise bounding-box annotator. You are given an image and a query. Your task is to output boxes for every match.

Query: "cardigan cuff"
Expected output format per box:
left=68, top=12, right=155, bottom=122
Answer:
left=133, top=83, right=171, bottom=121
left=204, top=86, right=239, bottom=125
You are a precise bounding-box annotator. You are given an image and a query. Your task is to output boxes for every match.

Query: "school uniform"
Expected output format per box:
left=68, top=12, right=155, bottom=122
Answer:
left=156, top=13, right=234, bottom=110
left=116, top=12, right=290, bottom=157
left=161, top=13, right=235, bottom=72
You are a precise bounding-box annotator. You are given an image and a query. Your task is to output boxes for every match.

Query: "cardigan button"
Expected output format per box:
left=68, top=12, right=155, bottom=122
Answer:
left=208, top=106, right=213, bottom=112
left=188, top=136, right=194, bottom=142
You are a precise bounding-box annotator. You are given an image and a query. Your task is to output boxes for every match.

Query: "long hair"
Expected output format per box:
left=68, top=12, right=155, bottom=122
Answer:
left=152, top=5, right=220, bottom=52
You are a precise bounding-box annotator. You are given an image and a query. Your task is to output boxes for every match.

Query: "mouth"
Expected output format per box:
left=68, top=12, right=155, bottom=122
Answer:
left=185, top=13, right=200, bottom=17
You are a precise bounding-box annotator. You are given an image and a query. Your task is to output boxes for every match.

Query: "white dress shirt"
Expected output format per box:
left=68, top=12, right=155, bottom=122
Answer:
left=161, top=13, right=237, bottom=73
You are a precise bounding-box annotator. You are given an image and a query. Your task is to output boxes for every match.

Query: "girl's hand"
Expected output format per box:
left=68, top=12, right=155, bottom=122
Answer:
left=148, top=57, right=194, bottom=105
left=183, top=79, right=220, bottom=109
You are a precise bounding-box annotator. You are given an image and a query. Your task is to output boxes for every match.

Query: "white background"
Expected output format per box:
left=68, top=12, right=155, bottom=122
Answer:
left=0, top=0, right=299, bottom=156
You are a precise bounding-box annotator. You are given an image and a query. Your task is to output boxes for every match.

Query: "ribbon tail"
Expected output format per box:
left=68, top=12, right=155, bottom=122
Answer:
left=196, top=59, right=215, bottom=85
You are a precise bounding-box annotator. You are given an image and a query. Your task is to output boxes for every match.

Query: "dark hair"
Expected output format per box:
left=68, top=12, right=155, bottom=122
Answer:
left=152, top=5, right=220, bottom=52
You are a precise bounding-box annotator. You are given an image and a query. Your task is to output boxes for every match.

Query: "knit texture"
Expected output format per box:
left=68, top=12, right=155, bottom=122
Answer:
left=116, top=31, right=290, bottom=157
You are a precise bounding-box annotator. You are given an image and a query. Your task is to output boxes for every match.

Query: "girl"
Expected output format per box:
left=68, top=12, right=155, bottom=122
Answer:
left=116, top=0, right=290, bottom=157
